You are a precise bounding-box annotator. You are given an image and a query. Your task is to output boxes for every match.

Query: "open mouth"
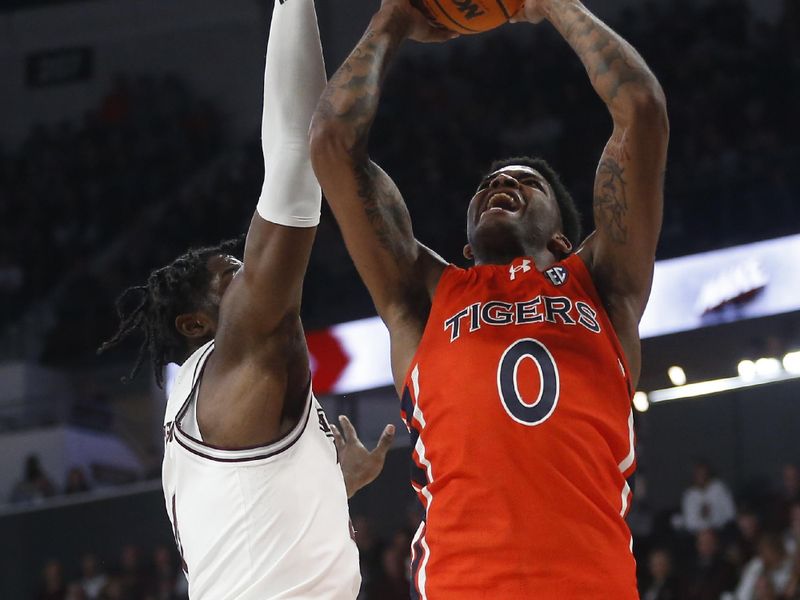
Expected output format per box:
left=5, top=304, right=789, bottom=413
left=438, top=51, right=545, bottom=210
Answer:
left=480, top=192, right=522, bottom=221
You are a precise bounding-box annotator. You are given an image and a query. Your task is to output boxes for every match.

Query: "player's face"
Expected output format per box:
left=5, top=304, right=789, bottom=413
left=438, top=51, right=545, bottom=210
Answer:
left=206, top=254, right=243, bottom=307
left=465, top=166, right=562, bottom=257
left=175, top=254, right=243, bottom=347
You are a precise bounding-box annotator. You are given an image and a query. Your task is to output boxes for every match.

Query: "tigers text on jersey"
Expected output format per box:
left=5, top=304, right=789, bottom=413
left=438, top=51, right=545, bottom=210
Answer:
left=162, top=342, right=360, bottom=599
left=402, top=254, right=637, bottom=599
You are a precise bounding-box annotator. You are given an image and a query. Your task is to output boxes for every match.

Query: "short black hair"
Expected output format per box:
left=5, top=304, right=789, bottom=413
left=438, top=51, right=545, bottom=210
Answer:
left=486, top=156, right=582, bottom=249
left=98, top=237, right=243, bottom=387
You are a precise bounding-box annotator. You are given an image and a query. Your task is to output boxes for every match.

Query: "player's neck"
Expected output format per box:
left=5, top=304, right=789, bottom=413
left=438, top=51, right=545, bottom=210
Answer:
left=474, top=247, right=559, bottom=270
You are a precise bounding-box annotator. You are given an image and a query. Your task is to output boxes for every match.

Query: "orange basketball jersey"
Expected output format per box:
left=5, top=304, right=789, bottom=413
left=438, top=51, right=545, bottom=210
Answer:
left=401, top=253, right=638, bottom=599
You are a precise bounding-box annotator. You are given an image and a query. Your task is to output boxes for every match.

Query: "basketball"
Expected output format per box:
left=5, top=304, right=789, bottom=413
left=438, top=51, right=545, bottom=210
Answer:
left=412, top=0, right=521, bottom=34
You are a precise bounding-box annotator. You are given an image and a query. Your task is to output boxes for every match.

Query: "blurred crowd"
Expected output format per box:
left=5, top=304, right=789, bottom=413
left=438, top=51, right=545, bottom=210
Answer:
left=1, top=0, right=798, bottom=365
left=36, top=545, right=186, bottom=600
left=9, top=455, right=91, bottom=506
left=634, top=462, right=800, bottom=599
left=0, top=73, right=221, bottom=350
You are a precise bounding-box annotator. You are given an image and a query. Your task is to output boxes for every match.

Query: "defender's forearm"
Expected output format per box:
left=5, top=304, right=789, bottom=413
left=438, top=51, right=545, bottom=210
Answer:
left=258, top=0, right=327, bottom=227
left=313, top=8, right=411, bottom=158
left=543, top=0, right=664, bottom=123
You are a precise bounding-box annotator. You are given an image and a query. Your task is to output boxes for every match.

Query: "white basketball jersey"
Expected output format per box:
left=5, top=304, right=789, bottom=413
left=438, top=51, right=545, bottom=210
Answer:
left=162, top=342, right=361, bottom=599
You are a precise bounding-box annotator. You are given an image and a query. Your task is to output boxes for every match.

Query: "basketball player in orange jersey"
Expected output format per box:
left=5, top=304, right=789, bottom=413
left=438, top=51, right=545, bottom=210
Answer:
left=99, top=0, right=394, bottom=596
left=310, top=0, right=669, bottom=596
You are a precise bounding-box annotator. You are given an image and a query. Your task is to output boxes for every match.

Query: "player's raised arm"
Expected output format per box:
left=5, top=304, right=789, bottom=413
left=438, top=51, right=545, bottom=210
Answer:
left=309, top=0, right=453, bottom=385
left=517, top=0, right=668, bottom=381
left=214, top=0, right=327, bottom=355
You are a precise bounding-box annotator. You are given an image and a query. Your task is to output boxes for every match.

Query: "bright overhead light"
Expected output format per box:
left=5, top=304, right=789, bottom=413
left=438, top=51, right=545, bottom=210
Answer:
left=755, top=357, right=781, bottom=378
left=738, top=360, right=756, bottom=381
left=633, top=391, right=649, bottom=413
left=649, top=369, right=800, bottom=404
left=783, top=351, right=800, bottom=375
left=668, top=366, right=687, bottom=386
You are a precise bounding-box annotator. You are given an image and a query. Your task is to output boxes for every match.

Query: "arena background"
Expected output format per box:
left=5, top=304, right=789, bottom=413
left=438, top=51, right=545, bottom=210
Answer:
left=1, top=0, right=798, bottom=598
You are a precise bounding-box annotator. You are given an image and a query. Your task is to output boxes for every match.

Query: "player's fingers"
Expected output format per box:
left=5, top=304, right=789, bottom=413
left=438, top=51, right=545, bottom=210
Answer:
left=338, top=414, right=359, bottom=443
left=373, top=424, right=396, bottom=458
left=330, top=423, right=345, bottom=452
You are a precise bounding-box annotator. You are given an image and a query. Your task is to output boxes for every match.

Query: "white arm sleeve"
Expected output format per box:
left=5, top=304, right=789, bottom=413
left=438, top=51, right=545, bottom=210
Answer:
left=256, top=0, right=326, bottom=228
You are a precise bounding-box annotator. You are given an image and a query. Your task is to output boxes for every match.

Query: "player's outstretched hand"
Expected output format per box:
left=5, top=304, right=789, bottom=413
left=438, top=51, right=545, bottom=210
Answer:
left=332, top=415, right=396, bottom=498
left=378, top=0, right=459, bottom=43
left=510, top=0, right=547, bottom=24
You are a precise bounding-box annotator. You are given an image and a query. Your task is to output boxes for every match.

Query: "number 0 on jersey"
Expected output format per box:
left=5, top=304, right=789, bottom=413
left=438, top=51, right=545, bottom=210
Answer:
left=497, top=338, right=560, bottom=426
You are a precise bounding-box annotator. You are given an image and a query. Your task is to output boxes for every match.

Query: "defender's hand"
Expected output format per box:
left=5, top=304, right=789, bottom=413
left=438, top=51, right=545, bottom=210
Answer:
left=377, top=0, right=459, bottom=43
left=510, top=0, right=548, bottom=24
left=333, top=415, right=396, bottom=498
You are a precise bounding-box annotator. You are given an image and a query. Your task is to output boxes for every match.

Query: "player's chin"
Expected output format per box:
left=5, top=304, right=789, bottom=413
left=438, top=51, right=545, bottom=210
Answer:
left=474, top=213, right=523, bottom=241
left=476, top=209, right=521, bottom=229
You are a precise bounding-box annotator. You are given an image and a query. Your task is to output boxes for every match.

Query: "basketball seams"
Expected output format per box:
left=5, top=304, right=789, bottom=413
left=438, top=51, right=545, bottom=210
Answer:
left=426, top=0, right=481, bottom=33
left=420, top=0, right=518, bottom=34
left=494, top=0, right=512, bottom=19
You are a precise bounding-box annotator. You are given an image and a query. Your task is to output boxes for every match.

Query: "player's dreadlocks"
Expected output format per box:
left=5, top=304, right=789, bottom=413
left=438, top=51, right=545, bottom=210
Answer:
left=98, top=237, right=243, bottom=387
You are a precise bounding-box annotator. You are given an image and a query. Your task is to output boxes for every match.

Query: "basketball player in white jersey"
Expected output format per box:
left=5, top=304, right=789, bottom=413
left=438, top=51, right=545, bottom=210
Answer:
left=99, top=0, right=395, bottom=597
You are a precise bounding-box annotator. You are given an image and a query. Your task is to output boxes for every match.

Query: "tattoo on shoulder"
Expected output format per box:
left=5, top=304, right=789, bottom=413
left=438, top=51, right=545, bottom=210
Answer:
left=594, top=157, right=628, bottom=244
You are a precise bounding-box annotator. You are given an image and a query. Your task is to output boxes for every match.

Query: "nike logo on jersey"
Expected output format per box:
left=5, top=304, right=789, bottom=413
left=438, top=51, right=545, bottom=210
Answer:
left=444, top=295, right=601, bottom=342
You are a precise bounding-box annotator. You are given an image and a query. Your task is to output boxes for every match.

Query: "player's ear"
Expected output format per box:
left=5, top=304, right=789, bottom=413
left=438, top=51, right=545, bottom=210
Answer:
left=175, top=312, right=214, bottom=339
left=463, top=244, right=474, bottom=261
left=548, top=233, right=572, bottom=257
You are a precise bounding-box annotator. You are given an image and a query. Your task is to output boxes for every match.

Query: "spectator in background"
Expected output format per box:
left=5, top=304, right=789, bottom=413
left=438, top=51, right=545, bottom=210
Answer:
left=771, top=465, right=800, bottom=530
left=728, top=507, right=764, bottom=571
left=783, top=550, right=800, bottom=600
left=11, top=454, right=56, bottom=504
left=149, top=545, right=179, bottom=600
left=735, top=534, right=793, bottom=600
left=97, top=577, right=124, bottom=600
left=365, top=543, right=408, bottom=600
left=65, top=582, right=87, bottom=600
left=37, top=559, right=67, bottom=600
left=77, top=554, right=107, bottom=600
left=753, top=575, right=778, bottom=600
left=685, top=528, right=738, bottom=600
left=352, top=515, right=381, bottom=597
left=64, top=467, right=91, bottom=495
left=682, top=460, right=737, bottom=533
left=784, top=503, right=800, bottom=557
left=116, top=545, right=146, bottom=600
left=642, top=548, right=684, bottom=600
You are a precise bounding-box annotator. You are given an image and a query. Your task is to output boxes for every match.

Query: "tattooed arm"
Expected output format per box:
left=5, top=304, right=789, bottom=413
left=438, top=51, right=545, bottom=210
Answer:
left=309, top=2, right=453, bottom=390
left=518, top=0, right=668, bottom=384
